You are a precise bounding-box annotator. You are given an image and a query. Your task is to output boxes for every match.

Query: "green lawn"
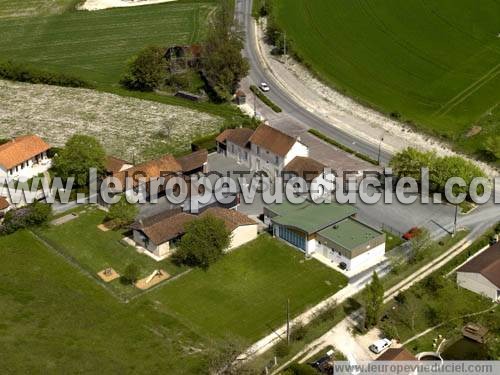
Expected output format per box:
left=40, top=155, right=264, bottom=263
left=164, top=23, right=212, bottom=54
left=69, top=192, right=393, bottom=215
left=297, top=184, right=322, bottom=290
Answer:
left=384, top=230, right=404, bottom=251
left=149, top=235, right=348, bottom=342
left=0, top=230, right=208, bottom=373
left=36, top=207, right=187, bottom=298
left=274, top=0, right=500, bottom=157
left=0, top=227, right=348, bottom=372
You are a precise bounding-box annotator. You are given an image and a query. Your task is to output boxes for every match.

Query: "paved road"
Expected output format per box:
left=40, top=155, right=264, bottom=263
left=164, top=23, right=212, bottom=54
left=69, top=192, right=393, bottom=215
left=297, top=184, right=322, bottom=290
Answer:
left=235, top=0, right=392, bottom=165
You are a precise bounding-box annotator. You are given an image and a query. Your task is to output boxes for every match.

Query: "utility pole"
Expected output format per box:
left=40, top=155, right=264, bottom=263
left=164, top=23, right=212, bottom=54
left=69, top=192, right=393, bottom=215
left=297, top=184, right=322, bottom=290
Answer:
left=283, top=32, right=287, bottom=57
left=453, top=204, right=458, bottom=237
left=253, top=92, right=257, bottom=118
left=286, top=298, right=290, bottom=344
left=377, top=134, right=385, bottom=165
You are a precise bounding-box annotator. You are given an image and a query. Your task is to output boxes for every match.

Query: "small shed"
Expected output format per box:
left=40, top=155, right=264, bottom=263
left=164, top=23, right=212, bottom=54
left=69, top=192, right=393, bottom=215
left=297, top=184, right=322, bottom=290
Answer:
left=235, top=90, right=246, bottom=105
left=462, top=322, right=489, bottom=343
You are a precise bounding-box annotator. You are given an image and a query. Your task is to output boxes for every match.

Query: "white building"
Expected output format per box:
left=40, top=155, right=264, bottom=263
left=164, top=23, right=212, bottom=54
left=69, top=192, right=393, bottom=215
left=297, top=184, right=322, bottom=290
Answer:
left=457, top=243, right=500, bottom=301
left=264, top=200, right=386, bottom=272
left=0, top=135, right=51, bottom=182
left=216, top=124, right=309, bottom=176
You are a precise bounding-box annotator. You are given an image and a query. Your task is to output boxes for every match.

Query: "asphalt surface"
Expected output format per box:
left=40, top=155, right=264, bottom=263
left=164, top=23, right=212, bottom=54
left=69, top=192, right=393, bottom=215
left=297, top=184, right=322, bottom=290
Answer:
left=236, top=0, right=392, bottom=165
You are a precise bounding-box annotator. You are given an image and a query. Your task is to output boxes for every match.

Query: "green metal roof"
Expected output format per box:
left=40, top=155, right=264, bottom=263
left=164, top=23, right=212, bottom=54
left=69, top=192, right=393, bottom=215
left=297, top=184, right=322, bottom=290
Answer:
left=318, top=218, right=383, bottom=251
left=268, top=200, right=357, bottom=234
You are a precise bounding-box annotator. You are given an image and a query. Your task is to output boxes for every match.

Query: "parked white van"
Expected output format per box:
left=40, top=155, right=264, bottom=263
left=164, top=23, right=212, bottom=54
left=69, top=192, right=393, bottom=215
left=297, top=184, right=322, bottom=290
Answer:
left=369, top=338, right=392, bottom=354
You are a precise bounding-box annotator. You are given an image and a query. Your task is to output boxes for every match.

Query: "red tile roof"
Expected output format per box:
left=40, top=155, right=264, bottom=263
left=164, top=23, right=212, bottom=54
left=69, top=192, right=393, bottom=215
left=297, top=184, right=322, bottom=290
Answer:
left=283, top=156, right=326, bottom=182
left=113, top=154, right=181, bottom=188
left=201, top=207, right=256, bottom=231
left=216, top=128, right=254, bottom=149
left=249, top=125, right=297, bottom=157
left=176, top=149, right=208, bottom=173
left=0, top=197, right=9, bottom=210
left=377, top=348, right=416, bottom=361
left=0, top=135, right=50, bottom=170
left=458, top=243, right=500, bottom=288
left=105, top=156, right=132, bottom=174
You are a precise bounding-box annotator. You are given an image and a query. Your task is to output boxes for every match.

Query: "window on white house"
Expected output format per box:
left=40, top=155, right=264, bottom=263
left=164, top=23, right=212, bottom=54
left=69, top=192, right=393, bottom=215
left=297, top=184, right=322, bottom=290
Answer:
left=275, top=155, right=279, bottom=164
left=256, top=146, right=260, bottom=155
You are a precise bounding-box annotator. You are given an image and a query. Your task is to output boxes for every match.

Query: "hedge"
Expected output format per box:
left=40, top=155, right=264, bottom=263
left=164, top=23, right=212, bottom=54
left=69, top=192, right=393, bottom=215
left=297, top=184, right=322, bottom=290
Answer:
left=0, top=60, right=93, bottom=88
left=250, top=85, right=282, bottom=113
left=308, top=128, right=379, bottom=165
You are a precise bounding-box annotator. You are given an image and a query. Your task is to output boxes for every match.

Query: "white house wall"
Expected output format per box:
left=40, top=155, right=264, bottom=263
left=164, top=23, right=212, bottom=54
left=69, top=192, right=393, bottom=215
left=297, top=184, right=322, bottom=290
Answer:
left=283, top=141, right=309, bottom=166
left=227, top=224, right=258, bottom=251
left=0, top=152, right=51, bottom=181
left=315, top=241, right=385, bottom=271
left=457, top=272, right=499, bottom=301
left=349, top=242, right=385, bottom=270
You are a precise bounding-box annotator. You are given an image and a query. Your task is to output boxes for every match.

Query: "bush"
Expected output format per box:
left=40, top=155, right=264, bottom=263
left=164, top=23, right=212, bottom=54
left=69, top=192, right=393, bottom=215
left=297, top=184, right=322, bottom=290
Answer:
left=0, top=60, right=92, bottom=88
left=290, top=323, right=308, bottom=341
left=1, top=201, right=51, bottom=235
left=285, top=363, right=317, bottom=375
left=122, top=263, right=140, bottom=284
left=191, top=132, right=219, bottom=153
left=106, top=197, right=138, bottom=229
left=250, top=85, right=282, bottom=112
left=274, top=340, right=290, bottom=358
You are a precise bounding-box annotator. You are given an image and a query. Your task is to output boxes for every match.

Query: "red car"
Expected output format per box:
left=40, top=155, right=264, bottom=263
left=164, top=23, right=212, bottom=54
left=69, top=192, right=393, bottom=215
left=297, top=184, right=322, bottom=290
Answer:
left=403, top=227, right=422, bottom=240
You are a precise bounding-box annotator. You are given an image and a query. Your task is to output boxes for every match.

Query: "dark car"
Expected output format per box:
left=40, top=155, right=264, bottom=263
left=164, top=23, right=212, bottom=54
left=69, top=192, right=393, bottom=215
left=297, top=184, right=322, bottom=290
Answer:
left=339, top=262, right=347, bottom=270
left=310, top=355, right=334, bottom=374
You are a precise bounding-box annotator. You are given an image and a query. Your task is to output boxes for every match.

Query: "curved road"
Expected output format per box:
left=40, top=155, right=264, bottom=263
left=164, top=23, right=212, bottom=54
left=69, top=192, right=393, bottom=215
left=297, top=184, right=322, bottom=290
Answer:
left=236, top=0, right=392, bottom=164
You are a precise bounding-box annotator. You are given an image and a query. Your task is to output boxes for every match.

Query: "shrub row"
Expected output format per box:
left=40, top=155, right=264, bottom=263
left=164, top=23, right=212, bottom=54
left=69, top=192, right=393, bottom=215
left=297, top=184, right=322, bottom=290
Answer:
left=308, top=128, right=379, bottom=165
left=0, top=60, right=93, bottom=88
left=250, top=85, right=282, bottom=113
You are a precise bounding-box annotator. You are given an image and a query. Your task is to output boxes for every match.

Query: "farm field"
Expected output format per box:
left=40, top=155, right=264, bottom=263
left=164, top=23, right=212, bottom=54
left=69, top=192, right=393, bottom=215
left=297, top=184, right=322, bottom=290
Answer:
left=149, top=235, right=348, bottom=342
left=273, top=0, right=500, bottom=157
left=0, top=230, right=208, bottom=373
left=0, top=79, right=221, bottom=161
left=0, top=0, right=215, bottom=85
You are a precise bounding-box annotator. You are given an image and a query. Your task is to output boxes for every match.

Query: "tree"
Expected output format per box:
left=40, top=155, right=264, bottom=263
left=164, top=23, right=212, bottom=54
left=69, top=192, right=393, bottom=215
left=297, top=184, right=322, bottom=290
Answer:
left=120, top=46, right=167, bottom=91
left=364, top=271, right=384, bottom=329
left=106, top=197, right=138, bottom=229
left=390, top=147, right=436, bottom=182
left=174, top=214, right=231, bottom=269
left=390, top=148, right=486, bottom=199
left=409, top=228, right=430, bottom=263
left=201, top=0, right=249, bottom=101
left=122, top=263, right=140, bottom=284
left=52, top=135, right=106, bottom=187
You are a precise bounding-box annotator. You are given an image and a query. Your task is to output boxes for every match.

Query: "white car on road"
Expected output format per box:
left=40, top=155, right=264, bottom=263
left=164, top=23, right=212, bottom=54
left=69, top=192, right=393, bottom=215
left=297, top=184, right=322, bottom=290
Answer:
left=259, top=82, right=270, bottom=92
left=369, top=338, right=392, bottom=354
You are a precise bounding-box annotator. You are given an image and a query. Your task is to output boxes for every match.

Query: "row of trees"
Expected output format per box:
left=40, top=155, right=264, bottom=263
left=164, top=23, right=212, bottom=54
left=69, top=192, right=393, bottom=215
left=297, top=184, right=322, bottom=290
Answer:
left=390, top=148, right=487, bottom=199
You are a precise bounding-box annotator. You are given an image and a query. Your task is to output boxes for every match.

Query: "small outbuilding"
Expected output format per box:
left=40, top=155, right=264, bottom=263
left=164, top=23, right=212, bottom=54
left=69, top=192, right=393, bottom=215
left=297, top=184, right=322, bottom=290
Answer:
left=457, top=243, right=500, bottom=301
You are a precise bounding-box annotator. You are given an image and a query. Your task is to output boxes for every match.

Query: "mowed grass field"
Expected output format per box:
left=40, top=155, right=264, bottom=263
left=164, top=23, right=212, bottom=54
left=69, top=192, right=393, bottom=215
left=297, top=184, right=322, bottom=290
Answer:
left=149, top=235, right=348, bottom=341
left=0, top=230, right=346, bottom=371
left=0, top=0, right=215, bottom=85
left=274, top=0, right=500, bottom=155
left=0, top=230, right=208, bottom=373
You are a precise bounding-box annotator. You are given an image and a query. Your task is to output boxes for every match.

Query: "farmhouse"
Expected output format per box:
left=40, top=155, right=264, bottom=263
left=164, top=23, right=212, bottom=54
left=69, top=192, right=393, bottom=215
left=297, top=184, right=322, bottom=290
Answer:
left=216, top=124, right=309, bottom=176
left=0, top=135, right=51, bottom=181
left=105, top=156, right=133, bottom=175
left=132, top=207, right=258, bottom=259
left=110, top=150, right=208, bottom=199
left=264, top=200, right=385, bottom=271
left=457, top=243, right=500, bottom=301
